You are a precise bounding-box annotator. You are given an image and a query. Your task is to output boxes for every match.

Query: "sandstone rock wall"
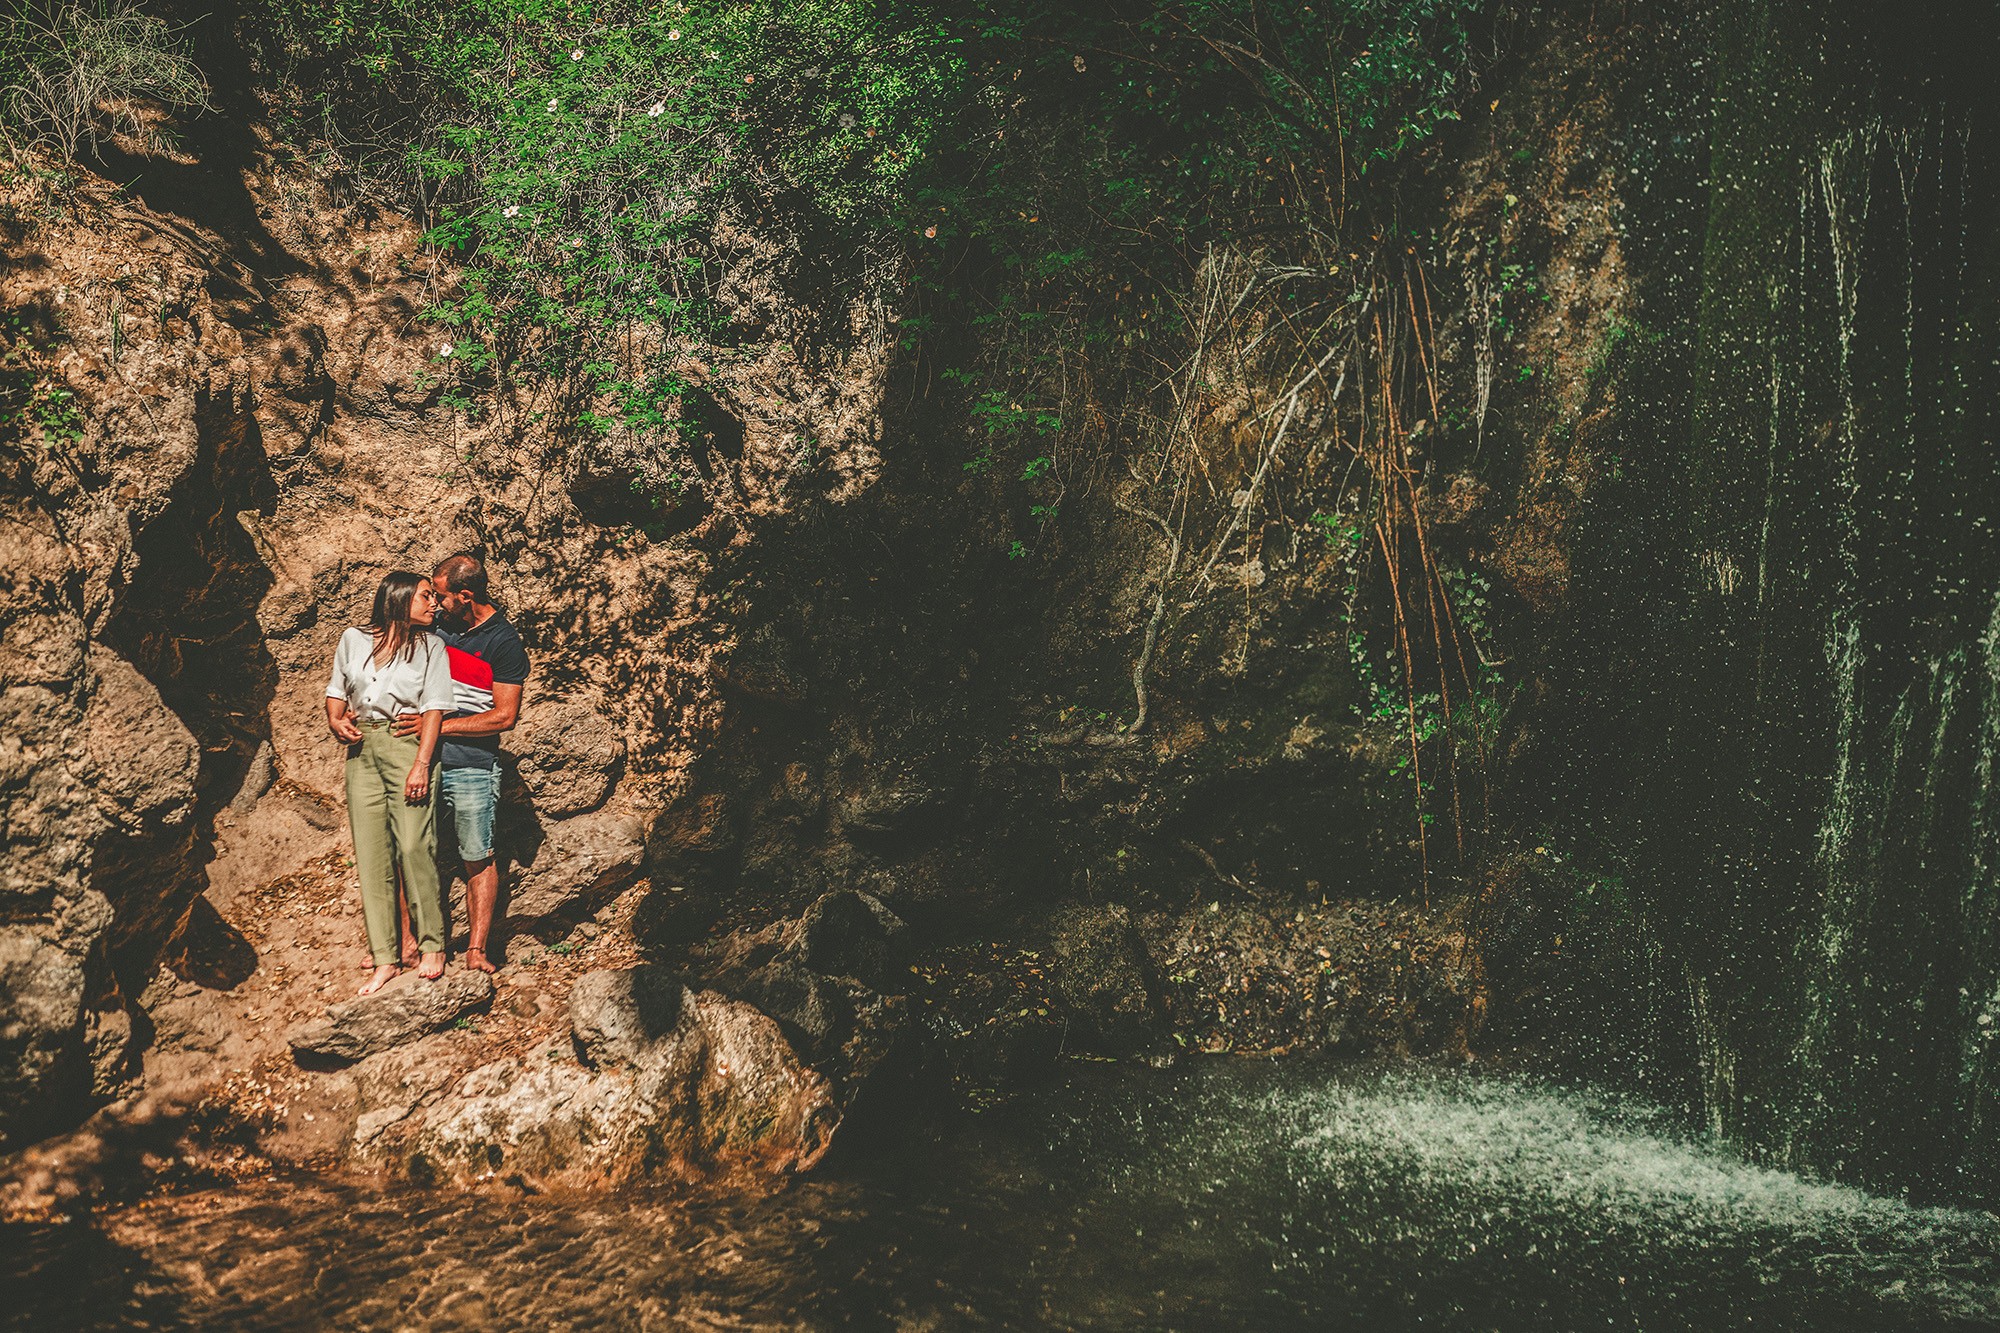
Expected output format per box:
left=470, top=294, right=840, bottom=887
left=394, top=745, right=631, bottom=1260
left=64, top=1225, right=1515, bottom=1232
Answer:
left=0, top=111, right=894, bottom=1146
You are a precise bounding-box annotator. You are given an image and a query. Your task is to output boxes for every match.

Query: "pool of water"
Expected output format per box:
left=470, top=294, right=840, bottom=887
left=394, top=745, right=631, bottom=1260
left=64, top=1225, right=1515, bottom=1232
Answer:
left=8, top=1060, right=2000, bottom=1330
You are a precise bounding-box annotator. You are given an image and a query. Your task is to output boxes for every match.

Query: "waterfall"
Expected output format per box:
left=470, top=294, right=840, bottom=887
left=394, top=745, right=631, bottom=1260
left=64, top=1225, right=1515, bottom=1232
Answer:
left=1547, top=0, right=2000, bottom=1202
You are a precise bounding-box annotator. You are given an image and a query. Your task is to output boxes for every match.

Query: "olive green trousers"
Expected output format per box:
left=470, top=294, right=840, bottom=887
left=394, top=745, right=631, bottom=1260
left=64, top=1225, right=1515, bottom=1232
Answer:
left=344, top=722, right=445, bottom=964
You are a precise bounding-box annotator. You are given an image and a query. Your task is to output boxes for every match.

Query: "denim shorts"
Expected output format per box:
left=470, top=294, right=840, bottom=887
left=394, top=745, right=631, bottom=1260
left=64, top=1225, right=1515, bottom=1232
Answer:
left=439, top=765, right=502, bottom=862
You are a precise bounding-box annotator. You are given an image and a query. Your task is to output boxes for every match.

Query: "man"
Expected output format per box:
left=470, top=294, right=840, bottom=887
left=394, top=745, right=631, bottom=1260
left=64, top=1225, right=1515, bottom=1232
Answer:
left=395, top=552, right=529, bottom=973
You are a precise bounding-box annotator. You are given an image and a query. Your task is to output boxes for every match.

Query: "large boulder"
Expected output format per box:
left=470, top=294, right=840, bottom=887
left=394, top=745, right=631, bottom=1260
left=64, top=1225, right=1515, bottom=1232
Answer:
left=350, top=1034, right=467, bottom=1148
left=286, top=971, right=494, bottom=1063
left=502, top=809, right=646, bottom=922
left=393, top=973, right=837, bottom=1187
left=511, top=697, right=625, bottom=818
left=693, top=891, right=923, bottom=1117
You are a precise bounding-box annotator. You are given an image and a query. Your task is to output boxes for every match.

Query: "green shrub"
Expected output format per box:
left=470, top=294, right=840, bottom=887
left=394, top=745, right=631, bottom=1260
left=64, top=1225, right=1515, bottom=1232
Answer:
left=260, top=0, right=968, bottom=439
left=253, top=0, right=1483, bottom=454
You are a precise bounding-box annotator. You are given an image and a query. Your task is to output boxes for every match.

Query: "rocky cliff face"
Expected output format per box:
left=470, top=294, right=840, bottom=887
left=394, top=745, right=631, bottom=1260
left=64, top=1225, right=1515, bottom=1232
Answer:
left=0, top=90, right=895, bottom=1160
left=0, top=6, right=1658, bottom=1199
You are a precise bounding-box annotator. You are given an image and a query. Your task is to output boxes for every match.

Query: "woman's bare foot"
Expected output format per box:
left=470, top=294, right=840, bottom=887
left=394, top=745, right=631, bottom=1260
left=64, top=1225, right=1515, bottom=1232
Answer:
left=417, top=950, right=445, bottom=980
left=357, top=964, right=398, bottom=997
left=464, top=947, right=497, bottom=975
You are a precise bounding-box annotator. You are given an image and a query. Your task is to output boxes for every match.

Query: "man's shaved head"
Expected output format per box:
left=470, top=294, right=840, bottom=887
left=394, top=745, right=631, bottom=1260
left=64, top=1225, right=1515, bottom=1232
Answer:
left=435, top=552, right=490, bottom=604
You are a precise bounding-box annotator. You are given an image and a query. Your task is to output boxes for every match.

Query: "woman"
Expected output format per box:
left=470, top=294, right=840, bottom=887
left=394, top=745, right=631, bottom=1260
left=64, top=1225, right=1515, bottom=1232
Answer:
left=324, top=571, right=455, bottom=996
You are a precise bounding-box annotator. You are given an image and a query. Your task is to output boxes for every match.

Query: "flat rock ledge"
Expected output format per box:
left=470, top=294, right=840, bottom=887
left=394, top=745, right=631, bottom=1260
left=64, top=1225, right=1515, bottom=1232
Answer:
left=286, top=972, right=496, bottom=1063
left=376, top=970, right=838, bottom=1190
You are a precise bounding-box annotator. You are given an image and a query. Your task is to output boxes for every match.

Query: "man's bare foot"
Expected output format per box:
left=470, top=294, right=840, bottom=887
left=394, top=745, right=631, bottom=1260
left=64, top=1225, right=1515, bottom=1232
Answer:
left=357, top=964, right=398, bottom=997
left=400, top=945, right=420, bottom=969
left=417, top=950, right=445, bottom=980
left=464, top=947, right=497, bottom=975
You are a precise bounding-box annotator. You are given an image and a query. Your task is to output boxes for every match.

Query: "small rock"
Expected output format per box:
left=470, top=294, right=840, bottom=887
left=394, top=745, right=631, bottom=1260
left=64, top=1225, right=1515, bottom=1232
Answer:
left=286, top=972, right=495, bottom=1063
left=227, top=741, right=278, bottom=816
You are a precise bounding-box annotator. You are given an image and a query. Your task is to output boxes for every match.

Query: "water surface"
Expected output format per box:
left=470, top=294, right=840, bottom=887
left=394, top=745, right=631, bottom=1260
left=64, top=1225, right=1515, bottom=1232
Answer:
left=8, top=1060, right=1999, bottom=1330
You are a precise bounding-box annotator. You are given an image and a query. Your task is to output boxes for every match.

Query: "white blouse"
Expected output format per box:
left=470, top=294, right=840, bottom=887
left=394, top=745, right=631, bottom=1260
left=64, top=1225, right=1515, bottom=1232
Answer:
left=325, top=627, right=455, bottom=722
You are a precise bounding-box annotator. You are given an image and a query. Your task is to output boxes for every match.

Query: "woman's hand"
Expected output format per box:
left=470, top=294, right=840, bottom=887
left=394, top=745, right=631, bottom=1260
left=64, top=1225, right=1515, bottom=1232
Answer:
left=328, top=707, right=363, bottom=744
left=404, top=764, right=431, bottom=803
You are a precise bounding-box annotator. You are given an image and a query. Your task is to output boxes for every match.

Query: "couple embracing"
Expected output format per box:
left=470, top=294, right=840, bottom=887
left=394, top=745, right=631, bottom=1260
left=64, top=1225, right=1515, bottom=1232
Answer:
left=322, top=554, right=531, bottom=997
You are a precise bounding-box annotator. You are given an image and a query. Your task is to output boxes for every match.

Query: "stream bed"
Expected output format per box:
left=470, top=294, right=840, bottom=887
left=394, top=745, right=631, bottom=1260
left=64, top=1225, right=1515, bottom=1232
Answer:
left=8, top=1059, right=2000, bottom=1331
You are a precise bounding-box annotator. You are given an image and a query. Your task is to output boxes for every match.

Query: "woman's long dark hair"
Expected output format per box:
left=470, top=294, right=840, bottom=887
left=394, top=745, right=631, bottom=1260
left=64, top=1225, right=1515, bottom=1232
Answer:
left=368, top=571, right=430, bottom=665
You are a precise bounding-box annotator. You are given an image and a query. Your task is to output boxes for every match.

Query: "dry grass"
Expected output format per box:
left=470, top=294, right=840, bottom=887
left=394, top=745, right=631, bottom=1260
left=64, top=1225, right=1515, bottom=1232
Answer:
left=4, top=1, right=211, bottom=158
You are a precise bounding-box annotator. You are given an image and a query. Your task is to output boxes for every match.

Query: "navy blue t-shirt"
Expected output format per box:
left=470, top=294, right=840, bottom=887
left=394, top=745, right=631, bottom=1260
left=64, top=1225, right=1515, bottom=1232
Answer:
left=437, top=610, right=530, bottom=770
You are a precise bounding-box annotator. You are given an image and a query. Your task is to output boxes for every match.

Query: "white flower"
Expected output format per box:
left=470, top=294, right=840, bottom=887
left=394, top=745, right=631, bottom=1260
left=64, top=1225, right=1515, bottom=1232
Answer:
left=667, top=27, right=680, bottom=40
left=838, top=112, right=855, bottom=128
left=503, top=204, right=521, bottom=218
left=437, top=342, right=454, bottom=357
left=648, top=102, right=664, bottom=117
left=571, top=48, right=583, bottom=60
left=547, top=97, right=559, bottom=111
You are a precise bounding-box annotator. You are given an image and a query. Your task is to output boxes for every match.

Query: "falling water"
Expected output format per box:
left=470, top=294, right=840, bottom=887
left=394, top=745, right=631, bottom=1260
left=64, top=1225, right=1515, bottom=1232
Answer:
left=1542, top=0, right=2000, bottom=1204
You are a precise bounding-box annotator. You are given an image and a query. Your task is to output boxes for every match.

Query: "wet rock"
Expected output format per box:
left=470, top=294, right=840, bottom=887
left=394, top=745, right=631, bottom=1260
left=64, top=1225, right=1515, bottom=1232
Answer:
left=286, top=972, right=494, bottom=1064
left=504, top=810, right=646, bottom=922
left=398, top=977, right=837, bottom=1187
left=822, top=977, right=918, bottom=1114
left=791, top=889, right=908, bottom=989
left=512, top=697, right=625, bottom=818
left=1048, top=904, right=1159, bottom=1052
